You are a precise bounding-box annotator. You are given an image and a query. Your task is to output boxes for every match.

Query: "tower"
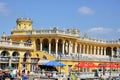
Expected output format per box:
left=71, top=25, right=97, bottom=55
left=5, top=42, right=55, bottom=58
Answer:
left=16, top=18, right=33, bottom=30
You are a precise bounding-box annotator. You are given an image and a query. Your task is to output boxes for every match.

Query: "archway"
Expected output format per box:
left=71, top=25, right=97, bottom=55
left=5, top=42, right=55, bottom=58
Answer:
left=36, top=39, right=40, bottom=50
left=58, top=39, right=62, bottom=55
left=42, top=38, right=49, bottom=52
left=51, top=39, right=56, bottom=55
left=106, top=47, right=112, bottom=57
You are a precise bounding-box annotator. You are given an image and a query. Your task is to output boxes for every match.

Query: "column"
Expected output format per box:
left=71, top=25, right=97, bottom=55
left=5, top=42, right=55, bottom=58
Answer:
left=40, top=39, right=43, bottom=51
left=117, top=47, right=119, bottom=56
left=83, top=45, right=85, bottom=54
left=55, top=39, right=58, bottom=57
left=111, top=47, right=114, bottom=57
left=86, top=45, right=89, bottom=54
left=62, top=40, right=65, bottom=55
left=90, top=45, right=92, bottom=55
left=97, top=46, right=100, bottom=55
left=68, top=41, right=71, bottom=55
left=70, top=43, right=72, bottom=54
left=101, top=47, right=103, bottom=55
left=104, top=47, right=106, bottom=56
left=9, top=57, right=12, bottom=66
left=9, top=51, right=13, bottom=67
left=49, top=39, right=51, bottom=54
left=94, top=46, right=96, bottom=55
left=79, top=44, right=82, bottom=54
left=74, top=42, right=77, bottom=54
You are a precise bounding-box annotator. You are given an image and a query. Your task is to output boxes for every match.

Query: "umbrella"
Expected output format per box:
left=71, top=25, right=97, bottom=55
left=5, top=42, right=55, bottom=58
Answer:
left=87, top=62, right=97, bottom=68
left=97, top=63, right=109, bottom=68
left=117, top=64, right=120, bottom=68
left=108, top=63, right=117, bottom=68
left=43, top=60, right=66, bottom=67
left=74, top=62, right=88, bottom=68
left=5, top=66, right=15, bottom=70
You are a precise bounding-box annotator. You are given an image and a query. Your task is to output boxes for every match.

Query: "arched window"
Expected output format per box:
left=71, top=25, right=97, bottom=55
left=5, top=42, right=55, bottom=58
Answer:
left=1, top=51, right=9, bottom=57
left=12, top=52, right=19, bottom=57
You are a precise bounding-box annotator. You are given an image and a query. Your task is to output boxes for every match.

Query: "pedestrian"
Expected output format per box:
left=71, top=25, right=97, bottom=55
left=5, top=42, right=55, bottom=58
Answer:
left=9, top=70, right=15, bottom=80
left=22, top=71, right=27, bottom=80
left=100, top=75, right=104, bottom=80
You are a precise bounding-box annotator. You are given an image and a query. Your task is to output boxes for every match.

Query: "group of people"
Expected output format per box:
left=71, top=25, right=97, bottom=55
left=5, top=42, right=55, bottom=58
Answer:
left=0, top=70, right=28, bottom=80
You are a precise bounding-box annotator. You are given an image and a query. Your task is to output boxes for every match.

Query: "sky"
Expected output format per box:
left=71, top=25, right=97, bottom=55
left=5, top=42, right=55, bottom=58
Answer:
left=0, top=0, right=120, bottom=40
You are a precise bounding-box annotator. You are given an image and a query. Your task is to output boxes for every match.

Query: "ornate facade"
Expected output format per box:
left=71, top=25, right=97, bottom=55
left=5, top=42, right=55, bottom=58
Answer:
left=0, top=18, right=120, bottom=74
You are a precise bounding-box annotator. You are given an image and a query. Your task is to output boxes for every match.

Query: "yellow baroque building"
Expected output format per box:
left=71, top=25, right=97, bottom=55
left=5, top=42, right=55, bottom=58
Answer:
left=0, top=18, right=120, bottom=75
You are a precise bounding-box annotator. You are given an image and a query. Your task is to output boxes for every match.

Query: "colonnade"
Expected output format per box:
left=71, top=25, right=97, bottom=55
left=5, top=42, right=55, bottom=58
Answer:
left=36, top=38, right=120, bottom=57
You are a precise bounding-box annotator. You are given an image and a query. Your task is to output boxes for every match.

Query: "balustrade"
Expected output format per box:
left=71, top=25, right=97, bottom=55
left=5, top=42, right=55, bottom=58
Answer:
left=57, top=54, right=120, bottom=62
left=11, top=57, right=19, bottom=62
left=0, top=57, right=9, bottom=62
left=0, top=40, right=32, bottom=49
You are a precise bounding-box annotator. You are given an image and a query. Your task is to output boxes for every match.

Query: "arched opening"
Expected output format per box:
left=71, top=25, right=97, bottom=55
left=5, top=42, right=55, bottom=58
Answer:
left=58, top=39, right=62, bottom=55
left=106, top=47, right=112, bottom=57
left=23, top=52, right=31, bottom=62
left=42, top=38, right=49, bottom=52
left=36, top=39, right=40, bottom=50
left=12, top=51, right=19, bottom=69
left=113, top=47, right=117, bottom=57
left=12, top=51, right=19, bottom=57
left=51, top=39, right=55, bottom=55
left=43, top=55, right=47, bottom=60
left=0, top=51, right=9, bottom=69
left=22, top=52, right=31, bottom=72
left=1, top=51, right=9, bottom=57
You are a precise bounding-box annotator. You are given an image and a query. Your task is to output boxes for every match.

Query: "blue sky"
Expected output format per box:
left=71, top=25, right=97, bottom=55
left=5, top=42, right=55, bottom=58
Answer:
left=0, top=0, right=120, bottom=40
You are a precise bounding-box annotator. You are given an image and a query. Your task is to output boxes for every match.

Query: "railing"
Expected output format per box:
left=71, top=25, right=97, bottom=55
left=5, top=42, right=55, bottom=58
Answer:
left=12, top=27, right=120, bottom=44
left=0, top=40, right=32, bottom=49
left=35, top=29, right=80, bottom=37
left=0, top=57, right=9, bottom=62
left=11, top=57, right=19, bottom=62
left=31, top=58, right=39, bottom=63
left=98, top=71, right=120, bottom=78
left=57, top=54, right=120, bottom=62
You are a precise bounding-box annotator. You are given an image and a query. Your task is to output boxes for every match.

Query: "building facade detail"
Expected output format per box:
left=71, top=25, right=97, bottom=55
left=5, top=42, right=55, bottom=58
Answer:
left=0, top=18, right=120, bottom=74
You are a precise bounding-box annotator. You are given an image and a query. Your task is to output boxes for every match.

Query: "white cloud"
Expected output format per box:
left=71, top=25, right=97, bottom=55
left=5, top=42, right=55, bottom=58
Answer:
left=87, top=27, right=113, bottom=34
left=0, top=2, right=9, bottom=16
left=78, top=6, right=94, bottom=15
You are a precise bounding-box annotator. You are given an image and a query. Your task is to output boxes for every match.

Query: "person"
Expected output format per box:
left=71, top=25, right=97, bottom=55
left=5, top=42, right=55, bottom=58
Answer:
left=100, top=75, right=104, bottom=80
left=9, top=70, right=15, bottom=80
left=22, top=71, right=27, bottom=80
left=70, top=73, right=77, bottom=80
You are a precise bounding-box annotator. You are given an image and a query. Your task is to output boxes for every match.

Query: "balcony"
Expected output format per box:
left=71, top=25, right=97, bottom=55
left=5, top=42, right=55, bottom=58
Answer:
left=0, top=40, right=33, bottom=50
